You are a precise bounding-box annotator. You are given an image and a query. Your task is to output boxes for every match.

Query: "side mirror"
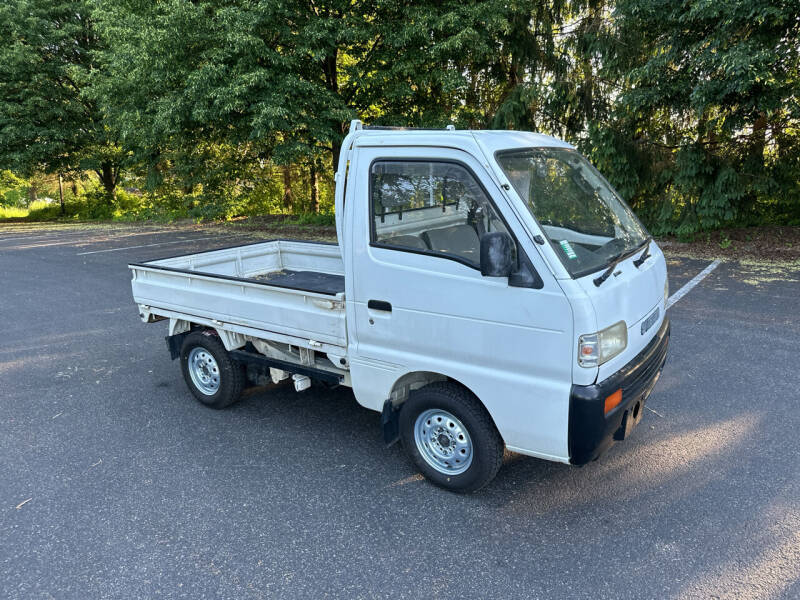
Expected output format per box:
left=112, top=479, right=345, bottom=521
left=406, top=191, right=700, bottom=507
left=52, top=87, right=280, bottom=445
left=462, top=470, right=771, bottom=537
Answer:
left=480, top=232, right=514, bottom=277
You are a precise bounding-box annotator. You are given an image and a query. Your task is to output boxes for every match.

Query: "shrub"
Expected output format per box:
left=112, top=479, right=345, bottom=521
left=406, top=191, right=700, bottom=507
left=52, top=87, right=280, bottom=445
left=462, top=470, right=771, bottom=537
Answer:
left=0, top=170, right=29, bottom=208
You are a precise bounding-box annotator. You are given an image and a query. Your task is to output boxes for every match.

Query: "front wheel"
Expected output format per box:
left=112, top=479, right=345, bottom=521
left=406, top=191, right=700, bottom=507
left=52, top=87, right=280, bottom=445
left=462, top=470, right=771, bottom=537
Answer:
left=180, top=331, right=245, bottom=409
left=399, top=382, right=504, bottom=493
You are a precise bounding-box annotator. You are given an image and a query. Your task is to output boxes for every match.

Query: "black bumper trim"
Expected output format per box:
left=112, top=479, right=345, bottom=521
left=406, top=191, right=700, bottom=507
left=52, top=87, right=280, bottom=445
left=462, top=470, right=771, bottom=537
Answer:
left=569, top=317, right=670, bottom=465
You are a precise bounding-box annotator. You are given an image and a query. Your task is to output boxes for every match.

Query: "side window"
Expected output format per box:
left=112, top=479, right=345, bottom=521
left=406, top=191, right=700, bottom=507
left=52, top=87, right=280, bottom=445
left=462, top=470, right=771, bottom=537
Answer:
left=370, top=161, right=513, bottom=268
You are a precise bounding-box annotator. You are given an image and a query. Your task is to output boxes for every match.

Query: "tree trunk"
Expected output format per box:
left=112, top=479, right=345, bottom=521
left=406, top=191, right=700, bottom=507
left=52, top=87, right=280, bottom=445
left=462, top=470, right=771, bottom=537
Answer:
left=310, top=160, right=319, bottom=214
left=100, top=161, right=117, bottom=199
left=282, top=165, right=293, bottom=212
left=331, top=141, right=341, bottom=177
left=750, top=114, right=767, bottom=165
left=58, top=173, right=65, bottom=215
left=741, top=113, right=768, bottom=213
left=323, top=47, right=343, bottom=178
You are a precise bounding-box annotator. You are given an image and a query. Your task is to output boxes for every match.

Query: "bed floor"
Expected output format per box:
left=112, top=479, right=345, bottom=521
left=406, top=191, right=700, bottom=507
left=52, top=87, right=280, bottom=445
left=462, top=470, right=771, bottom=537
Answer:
left=251, top=269, right=345, bottom=295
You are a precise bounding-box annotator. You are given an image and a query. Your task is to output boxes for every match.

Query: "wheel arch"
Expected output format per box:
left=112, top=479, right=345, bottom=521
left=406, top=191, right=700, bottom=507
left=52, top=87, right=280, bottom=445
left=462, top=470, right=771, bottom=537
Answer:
left=380, top=370, right=502, bottom=447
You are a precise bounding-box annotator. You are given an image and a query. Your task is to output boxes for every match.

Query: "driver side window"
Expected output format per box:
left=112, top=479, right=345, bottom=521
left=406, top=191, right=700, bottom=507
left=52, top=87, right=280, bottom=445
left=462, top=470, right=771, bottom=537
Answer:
left=370, top=160, right=513, bottom=268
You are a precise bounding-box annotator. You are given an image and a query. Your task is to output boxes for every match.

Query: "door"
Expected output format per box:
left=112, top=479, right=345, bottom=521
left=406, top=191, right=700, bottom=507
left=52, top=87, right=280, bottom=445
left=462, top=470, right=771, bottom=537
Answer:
left=346, top=144, right=575, bottom=460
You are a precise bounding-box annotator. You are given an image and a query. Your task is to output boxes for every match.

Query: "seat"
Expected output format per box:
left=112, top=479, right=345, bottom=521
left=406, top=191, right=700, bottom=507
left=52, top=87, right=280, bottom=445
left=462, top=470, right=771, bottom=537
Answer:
left=421, top=224, right=480, bottom=262
left=382, top=234, right=429, bottom=251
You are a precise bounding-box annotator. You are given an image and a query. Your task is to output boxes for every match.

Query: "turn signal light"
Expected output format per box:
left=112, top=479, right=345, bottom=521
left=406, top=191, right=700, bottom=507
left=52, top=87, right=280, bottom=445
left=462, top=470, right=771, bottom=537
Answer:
left=604, top=389, right=623, bottom=415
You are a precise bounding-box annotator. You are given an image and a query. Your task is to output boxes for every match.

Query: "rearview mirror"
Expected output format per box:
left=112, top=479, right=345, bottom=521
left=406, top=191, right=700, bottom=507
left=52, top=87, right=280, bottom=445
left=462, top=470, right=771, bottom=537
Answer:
left=480, top=232, right=514, bottom=277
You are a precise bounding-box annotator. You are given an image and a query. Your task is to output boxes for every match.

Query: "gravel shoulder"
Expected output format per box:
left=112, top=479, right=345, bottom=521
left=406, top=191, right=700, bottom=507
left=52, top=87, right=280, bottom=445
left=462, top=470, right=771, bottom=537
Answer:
left=657, top=225, right=800, bottom=265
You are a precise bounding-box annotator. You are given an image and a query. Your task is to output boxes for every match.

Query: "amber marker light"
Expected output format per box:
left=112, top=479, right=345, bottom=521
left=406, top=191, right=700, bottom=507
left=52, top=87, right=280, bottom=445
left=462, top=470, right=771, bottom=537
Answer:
left=604, top=389, right=623, bottom=415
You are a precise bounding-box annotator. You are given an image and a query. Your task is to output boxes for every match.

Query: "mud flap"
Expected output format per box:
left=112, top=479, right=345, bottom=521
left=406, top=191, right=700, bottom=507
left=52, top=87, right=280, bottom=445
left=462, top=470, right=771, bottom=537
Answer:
left=381, top=400, right=401, bottom=447
left=165, top=332, right=190, bottom=360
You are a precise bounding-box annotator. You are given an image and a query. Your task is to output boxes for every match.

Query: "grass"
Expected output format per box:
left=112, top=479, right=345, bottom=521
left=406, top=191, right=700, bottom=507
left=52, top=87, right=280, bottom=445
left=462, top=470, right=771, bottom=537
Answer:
left=0, top=188, right=338, bottom=227
left=0, top=200, right=66, bottom=220
left=0, top=205, right=29, bottom=219
left=281, top=212, right=336, bottom=226
left=0, top=196, right=338, bottom=238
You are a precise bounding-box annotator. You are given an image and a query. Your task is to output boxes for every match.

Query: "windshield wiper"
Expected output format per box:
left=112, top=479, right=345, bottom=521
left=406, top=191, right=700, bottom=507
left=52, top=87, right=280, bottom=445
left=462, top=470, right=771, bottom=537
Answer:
left=633, top=239, right=652, bottom=268
left=593, top=252, right=626, bottom=287
left=594, top=238, right=652, bottom=285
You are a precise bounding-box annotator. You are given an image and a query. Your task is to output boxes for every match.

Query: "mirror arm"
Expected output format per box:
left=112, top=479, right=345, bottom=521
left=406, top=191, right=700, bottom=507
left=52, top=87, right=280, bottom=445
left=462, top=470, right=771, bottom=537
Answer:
left=508, top=252, right=543, bottom=289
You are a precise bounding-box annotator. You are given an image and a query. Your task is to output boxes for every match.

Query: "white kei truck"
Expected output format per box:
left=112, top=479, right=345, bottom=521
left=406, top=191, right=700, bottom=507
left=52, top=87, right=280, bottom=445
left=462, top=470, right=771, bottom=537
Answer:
left=129, top=120, right=670, bottom=492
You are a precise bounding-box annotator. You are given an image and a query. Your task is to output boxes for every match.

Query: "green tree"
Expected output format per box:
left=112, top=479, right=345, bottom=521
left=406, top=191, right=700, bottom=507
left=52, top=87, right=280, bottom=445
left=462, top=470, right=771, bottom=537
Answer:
left=595, top=0, right=800, bottom=233
left=94, top=1, right=507, bottom=183
left=3, top=0, right=797, bottom=228
left=94, top=0, right=361, bottom=186
left=0, top=170, right=29, bottom=207
left=0, top=0, right=125, bottom=196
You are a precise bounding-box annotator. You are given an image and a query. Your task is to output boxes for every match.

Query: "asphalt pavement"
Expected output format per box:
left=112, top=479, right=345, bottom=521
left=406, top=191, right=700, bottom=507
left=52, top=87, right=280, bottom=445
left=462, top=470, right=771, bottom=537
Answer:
left=1, top=224, right=799, bottom=599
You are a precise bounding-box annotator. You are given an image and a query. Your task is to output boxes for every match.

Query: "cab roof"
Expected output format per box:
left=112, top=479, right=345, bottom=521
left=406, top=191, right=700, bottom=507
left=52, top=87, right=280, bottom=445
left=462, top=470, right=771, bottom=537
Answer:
left=348, top=121, right=574, bottom=155
left=471, top=130, right=574, bottom=153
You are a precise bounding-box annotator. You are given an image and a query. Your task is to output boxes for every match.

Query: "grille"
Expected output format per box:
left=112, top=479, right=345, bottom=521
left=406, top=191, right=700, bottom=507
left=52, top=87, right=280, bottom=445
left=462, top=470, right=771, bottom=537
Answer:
left=622, top=328, right=669, bottom=403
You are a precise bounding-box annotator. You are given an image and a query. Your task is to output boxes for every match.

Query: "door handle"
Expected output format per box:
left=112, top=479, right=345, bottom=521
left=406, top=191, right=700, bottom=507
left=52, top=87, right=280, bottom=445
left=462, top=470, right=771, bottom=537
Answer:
left=367, top=300, right=392, bottom=312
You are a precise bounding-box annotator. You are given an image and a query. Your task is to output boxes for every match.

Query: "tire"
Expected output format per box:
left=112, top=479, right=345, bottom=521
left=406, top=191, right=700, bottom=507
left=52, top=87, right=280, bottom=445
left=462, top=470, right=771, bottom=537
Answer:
left=179, top=331, right=245, bottom=409
left=399, top=382, right=504, bottom=493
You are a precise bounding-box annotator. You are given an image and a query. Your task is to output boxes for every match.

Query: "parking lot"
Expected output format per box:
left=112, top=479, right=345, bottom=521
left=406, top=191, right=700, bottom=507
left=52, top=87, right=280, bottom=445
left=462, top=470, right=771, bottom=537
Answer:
left=2, top=224, right=799, bottom=599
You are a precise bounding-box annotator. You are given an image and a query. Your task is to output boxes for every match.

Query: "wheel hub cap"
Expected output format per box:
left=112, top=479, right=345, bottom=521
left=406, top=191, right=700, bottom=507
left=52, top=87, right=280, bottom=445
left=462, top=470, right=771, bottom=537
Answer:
left=188, top=348, right=220, bottom=395
left=414, top=409, right=473, bottom=475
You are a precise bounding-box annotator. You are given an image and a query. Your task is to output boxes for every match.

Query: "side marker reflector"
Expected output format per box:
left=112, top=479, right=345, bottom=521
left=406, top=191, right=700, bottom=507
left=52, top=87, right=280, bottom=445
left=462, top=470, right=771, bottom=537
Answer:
left=604, top=389, right=623, bottom=415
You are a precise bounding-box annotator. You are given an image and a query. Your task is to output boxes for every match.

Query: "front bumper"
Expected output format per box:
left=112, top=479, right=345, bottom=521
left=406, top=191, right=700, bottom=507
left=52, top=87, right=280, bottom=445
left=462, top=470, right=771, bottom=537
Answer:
left=569, top=317, right=670, bottom=465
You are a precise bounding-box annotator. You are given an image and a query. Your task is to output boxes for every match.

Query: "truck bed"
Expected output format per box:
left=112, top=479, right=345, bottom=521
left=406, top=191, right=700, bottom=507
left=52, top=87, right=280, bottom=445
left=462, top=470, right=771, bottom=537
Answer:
left=129, top=239, right=347, bottom=349
left=249, top=268, right=344, bottom=295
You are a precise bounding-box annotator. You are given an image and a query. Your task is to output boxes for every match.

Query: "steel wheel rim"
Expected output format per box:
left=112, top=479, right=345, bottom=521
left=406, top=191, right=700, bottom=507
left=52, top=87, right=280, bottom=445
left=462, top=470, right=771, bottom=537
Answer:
left=188, top=347, right=220, bottom=395
left=413, top=409, right=473, bottom=475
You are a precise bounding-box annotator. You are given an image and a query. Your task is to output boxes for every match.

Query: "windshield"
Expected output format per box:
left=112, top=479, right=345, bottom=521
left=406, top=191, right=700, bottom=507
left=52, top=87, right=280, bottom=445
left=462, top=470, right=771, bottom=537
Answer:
left=496, top=148, right=648, bottom=278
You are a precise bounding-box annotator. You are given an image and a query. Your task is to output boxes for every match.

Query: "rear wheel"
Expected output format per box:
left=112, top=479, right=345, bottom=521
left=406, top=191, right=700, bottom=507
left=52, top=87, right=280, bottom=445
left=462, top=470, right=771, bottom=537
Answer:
left=180, top=331, right=245, bottom=409
left=399, top=382, right=504, bottom=493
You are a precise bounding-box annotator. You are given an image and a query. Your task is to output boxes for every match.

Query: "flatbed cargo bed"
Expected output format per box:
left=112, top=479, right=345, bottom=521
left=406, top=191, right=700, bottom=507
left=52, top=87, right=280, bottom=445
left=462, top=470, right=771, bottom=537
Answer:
left=249, top=269, right=344, bottom=295
left=129, top=239, right=347, bottom=349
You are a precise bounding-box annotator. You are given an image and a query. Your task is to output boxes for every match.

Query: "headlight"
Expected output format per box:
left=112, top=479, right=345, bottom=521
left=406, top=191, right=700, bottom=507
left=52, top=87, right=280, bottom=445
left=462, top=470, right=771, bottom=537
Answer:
left=578, top=321, right=628, bottom=367
left=664, top=277, right=669, bottom=304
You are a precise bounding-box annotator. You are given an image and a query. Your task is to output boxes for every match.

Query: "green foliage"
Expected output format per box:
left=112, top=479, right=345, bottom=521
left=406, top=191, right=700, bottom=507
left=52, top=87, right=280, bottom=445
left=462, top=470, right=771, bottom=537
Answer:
left=0, top=170, right=29, bottom=206
left=0, top=205, right=29, bottom=219
left=22, top=191, right=129, bottom=220
left=0, top=0, right=798, bottom=231
left=594, top=0, right=800, bottom=234
left=0, top=1, right=126, bottom=193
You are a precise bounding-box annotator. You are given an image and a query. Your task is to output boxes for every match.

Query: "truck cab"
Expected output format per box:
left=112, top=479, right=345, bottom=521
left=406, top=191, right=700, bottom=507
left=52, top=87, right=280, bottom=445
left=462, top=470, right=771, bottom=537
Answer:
left=336, top=122, right=668, bottom=478
left=130, top=120, right=669, bottom=492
